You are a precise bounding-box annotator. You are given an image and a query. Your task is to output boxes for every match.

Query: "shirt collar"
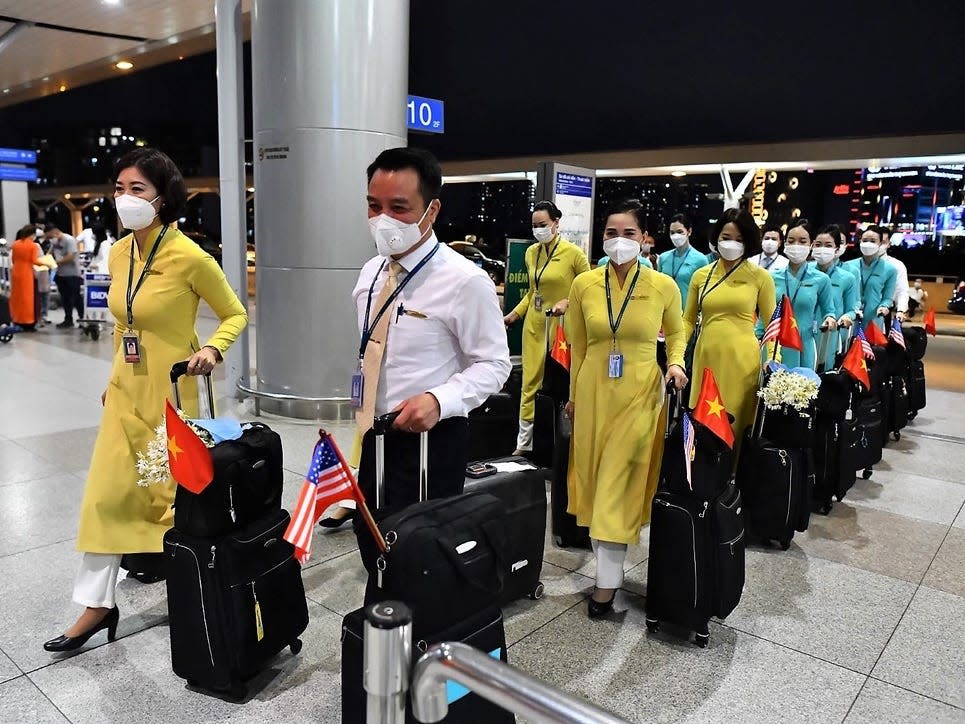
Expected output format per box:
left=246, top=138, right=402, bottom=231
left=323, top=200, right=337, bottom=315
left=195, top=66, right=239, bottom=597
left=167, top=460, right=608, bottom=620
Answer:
left=393, top=231, right=438, bottom=273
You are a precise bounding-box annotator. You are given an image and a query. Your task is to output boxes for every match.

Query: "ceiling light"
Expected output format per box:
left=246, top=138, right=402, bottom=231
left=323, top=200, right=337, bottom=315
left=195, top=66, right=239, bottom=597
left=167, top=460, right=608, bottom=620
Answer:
left=42, top=76, right=50, bottom=82
left=2, top=89, right=8, bottom=94
left=103, top=0, right=121, bottom=5
left=59, top=84, right=67, bottom=92
left=115, top=61, right=133, bottom=70
left=671, top=170, right=686, bottom=177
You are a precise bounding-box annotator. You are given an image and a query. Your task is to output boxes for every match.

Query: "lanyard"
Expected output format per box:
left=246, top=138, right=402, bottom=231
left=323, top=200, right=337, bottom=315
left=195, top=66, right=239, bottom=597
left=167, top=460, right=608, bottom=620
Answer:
left=784, top=264, right=807, bottom=307
left=605, top=262, right=641, bottom=344
left=359, top=243, right=440, bottom=358
left=697, top=259, right=744, bottom=313
left=761, top=255, right=775, bottom=269
left=860, top=258, right=880, bottom=301
left=669, top=247, right=690, bottom=280
left=533, top=239, right=559, bottom=291
left=126, top=225, right=168, bottom=327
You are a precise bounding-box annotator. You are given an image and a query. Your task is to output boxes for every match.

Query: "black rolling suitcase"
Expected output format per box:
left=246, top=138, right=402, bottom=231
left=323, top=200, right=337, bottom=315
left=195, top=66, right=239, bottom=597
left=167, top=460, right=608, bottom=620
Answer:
left=646, top=387, right=745, bottom=647
left=464, top=456, right=546, bottom=604
left=466, top=392, right=518, bottom=461
left=852, top=394, right=884, bottom=479
left=812, top=370, right=858, bottom=514
left=164, top=508, right=308, bottom=699
left=532, top=311, right=571, bottom=468
left=549, top=402, right=591, bottom=549
left=737, top=433, right=810, bottom=549
left=366, top=413, right=510, bottom=634
left=340, top=605, right=514, bottom=723
left=907, top=358, right=926, bottom=417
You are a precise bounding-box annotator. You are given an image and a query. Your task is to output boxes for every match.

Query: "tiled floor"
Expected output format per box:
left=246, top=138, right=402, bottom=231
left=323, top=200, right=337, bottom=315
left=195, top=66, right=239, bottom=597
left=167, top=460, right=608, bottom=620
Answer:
left=1, top=313, right=964, bottom=723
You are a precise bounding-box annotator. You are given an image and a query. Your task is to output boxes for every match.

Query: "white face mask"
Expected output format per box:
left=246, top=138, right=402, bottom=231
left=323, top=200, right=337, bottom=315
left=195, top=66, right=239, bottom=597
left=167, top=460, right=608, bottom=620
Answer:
left=859, top=241, right=880, bottom=257
left=812, top=247, right=836, bottom=265
left=784, top=245, right=811, bottom=265
left=368, top=206, right=432, bottom=257
left=877, top=243, right=889, bottom=257
left=602, top=236, right=641, bottom=265
left=639, top=243, right=653, bottom=255
left=717, top=240, right=744, bottom=261
left=761, top=238, right=780, bottom=255
left=835, top=244, right=847, bottom=258
left=115, top=194, right=159, bottom=231
left=532, top=226, right=555, bottom=244
left=670, top=232, right=688, bottom=248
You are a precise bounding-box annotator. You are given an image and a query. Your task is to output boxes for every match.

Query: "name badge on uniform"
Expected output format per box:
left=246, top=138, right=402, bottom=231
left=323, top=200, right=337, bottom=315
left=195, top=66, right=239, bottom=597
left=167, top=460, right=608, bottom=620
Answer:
left=608, top=352, right=624, bottom=379
left=533, top=293, right=543, bottom=312
left=351, top=370, right=364, bottom=408
left=122, top=333, right=141, bottom=364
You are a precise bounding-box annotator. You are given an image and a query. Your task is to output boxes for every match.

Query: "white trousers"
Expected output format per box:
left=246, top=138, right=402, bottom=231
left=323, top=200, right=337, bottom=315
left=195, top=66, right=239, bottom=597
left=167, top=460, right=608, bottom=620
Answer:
left=591, top=539, right=628, bottom=589
left=516, top=419, right=534, bottom=451
left=73, top=553, right=122, bottom=608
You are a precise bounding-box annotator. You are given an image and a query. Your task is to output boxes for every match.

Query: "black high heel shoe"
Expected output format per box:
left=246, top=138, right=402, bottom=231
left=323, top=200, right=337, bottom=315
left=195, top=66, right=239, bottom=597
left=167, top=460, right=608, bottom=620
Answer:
left=587, top=590, right=616, bottom=619
left=44, top=607, right=119, bottom=652
left=318, top=510, right=355, bottom=529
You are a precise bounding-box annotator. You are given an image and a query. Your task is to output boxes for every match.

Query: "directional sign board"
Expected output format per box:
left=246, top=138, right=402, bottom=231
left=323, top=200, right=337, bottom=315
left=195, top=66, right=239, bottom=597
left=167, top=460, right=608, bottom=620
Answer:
left=0, top=147, right=37, bottom=164
left=0, top=167, right=38, bottom=182
left=407, top=95, right=444, bottom=134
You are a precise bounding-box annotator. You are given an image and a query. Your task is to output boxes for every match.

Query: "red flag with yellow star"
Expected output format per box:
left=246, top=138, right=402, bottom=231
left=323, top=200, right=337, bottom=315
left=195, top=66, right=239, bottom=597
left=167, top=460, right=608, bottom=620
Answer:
left=840, top=337, right=871, bottom=390
left=776, top=294, right=803, bottom=351
left=864, top=320, right=888, bottom=347
left=692, top=368, right=735, bottom=448
left=165, top=400, right=214, bottom=493
left=549, top=321, right=570, bottom=371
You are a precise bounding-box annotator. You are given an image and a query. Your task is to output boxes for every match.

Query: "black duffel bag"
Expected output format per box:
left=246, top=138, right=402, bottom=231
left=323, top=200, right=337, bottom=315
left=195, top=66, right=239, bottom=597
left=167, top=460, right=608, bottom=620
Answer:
left=369, top=491, right=509, bottom=633
left=169, top=363, right=284, bottom=538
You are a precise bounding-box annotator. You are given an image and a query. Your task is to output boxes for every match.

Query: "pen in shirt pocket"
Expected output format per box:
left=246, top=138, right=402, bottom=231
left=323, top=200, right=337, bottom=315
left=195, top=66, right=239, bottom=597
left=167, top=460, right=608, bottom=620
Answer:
left=396, top=303, right=428, bottom=321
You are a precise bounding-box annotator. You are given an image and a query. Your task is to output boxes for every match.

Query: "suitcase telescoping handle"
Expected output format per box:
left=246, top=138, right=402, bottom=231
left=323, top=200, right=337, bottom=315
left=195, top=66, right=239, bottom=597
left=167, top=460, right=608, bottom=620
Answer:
left=665, top=380, right=682, bottom=439
left=169, top=361, right=215, bottom=419
left=372, top=411, right=429, bottom=509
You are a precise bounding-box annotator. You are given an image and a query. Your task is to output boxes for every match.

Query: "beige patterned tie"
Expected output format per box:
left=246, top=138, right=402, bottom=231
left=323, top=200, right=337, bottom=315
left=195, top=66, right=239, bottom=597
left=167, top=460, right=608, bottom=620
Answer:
left=356, top=261, right=402, bottom=437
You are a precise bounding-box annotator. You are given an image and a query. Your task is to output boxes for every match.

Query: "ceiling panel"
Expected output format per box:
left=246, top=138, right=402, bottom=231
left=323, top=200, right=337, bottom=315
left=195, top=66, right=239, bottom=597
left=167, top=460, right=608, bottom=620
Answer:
left=0, top=0, right=250, bottom=40
left=0, top=26, right=136, bottom=90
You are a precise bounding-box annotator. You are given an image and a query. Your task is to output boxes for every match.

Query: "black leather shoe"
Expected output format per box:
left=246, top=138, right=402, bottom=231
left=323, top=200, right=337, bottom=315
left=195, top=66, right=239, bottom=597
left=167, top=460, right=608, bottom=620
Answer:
left=318, top=511, right=355, bottom=529
left=44, top=607, right=119, bottom=652
left=55, top=321, right=74, bottom=329
left=587, top=592, right=615, bottom=619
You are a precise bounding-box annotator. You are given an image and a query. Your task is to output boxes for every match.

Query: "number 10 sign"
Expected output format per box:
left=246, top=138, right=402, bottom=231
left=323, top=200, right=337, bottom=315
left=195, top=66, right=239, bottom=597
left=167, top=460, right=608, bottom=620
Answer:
left=406, top=95, right=444, bottom=134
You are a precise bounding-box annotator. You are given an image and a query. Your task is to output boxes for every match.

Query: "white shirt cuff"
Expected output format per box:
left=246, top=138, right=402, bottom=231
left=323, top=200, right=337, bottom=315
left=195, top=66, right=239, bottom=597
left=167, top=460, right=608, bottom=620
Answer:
left=427, top=385, right=462, bottom=420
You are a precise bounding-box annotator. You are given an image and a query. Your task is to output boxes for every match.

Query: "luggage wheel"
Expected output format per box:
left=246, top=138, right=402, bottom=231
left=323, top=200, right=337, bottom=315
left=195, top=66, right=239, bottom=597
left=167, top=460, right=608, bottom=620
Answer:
left=892, top=431, right=901, bottom=442
left=818, top=502, right=833, bottom=516
left=694, top=623, right=710, bottom=648
left=779, top=539, right=791, bottom=551
left=862, top=468, right=873, bottom=480
left=528, top=582, right=545, bottom=600
left=90, top=326, right=100, bottom=341
left=908, top=411, right=918, bottom=421
left=227, top=682, right=247, bottom=701
left=0, top=334, right=11, bottom=344
left=290, top=638, right=303, bottom=655
left=645, top=618, right=659, bottom=633
left=553, top=535, right=564, bottom=548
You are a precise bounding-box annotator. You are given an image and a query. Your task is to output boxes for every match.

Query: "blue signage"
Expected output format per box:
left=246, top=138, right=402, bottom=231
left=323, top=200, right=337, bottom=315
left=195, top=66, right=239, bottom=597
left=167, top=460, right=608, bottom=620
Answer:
left=85, top=275, right=111, bottom=309
left=555, top=172, right=593, bottom=198
left=0, top=147, right=37, bottom=164
left=407, top=95, right=444, bottom=134
left=0, top=167, right=38, bottom=182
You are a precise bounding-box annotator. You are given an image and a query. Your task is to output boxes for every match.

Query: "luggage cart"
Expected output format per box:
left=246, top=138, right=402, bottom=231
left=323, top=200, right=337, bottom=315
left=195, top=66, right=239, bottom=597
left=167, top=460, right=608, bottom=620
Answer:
left=79, top=272, right=111, bottom=341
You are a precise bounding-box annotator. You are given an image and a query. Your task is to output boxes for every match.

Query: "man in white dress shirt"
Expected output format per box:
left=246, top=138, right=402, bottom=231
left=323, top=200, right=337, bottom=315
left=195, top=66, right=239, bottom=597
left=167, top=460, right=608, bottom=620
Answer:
left=351, top=147, right=511, bottom=581
left=880, top=228, right=909, bottom=321
left=748, top=226, right=789, bottom=271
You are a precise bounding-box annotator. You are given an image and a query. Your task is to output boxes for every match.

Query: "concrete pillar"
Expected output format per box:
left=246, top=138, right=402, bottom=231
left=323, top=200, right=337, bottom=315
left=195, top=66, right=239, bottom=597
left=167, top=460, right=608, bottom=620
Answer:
left=251, top=0, right=409, bottom=418
left=1, top=180, right=30, bottom=239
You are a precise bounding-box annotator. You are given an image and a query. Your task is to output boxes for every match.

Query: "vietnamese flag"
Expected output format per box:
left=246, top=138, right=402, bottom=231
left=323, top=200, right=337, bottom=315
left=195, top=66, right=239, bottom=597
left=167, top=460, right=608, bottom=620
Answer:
left=165, top=400, right=214, bottom=493
left=692, top=368, right=735, bottom=448
left=923, top=308, right=937, bottom=336
left=840, top=337, right=871, bottom=390
left=865, top=320, right=888, bottom=347
left=549, top=321, right=570, bottom=371
left=777, top=295, right=803, bottom=351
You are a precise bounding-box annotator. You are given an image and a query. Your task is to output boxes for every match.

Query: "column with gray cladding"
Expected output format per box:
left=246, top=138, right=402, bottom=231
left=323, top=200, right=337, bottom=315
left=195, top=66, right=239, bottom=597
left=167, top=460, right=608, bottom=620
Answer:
left=251, top=0, right=408, bottom=418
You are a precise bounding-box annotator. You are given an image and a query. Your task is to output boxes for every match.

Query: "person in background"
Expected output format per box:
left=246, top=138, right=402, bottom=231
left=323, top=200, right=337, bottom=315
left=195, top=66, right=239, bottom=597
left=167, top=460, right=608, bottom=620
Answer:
left=503, top=200, right=589, bottom=456
left=43, top=148, right=248, bottom=653
left=9, top=225, right=44, bottom=331
left=45, top=223, right=83, bottom=329
left=684, top=208, right=776, bottom=442
left=811, top=223, right=858, bottom=370
left=907, top=278, right=928, bottom=318
left=878, top=227, right=909, bottom=322
left=762, top=220, right=835, bottom=370
left=565, top=202, right=688, bottom=618
left=843, top=225, right=896, bottom=332
left=88, top=224, right=116, bottom=275
left=34, top=243, right=58, bottom=327
left=657, top=212, right=709, bottom=308
left=748, top=226, right=788, bottom=271
left=596, top=199, right=653, bottom=268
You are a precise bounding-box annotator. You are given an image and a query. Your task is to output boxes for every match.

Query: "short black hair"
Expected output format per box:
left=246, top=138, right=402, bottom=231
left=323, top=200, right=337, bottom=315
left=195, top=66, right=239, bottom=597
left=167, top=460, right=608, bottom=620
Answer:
left=366, top=147, right=443, bottom=207
left=533, top=200, right=562, bottom=221
left=669, top=212, right=692, bottom=230
left=816, top=223, right=842, bottom=244
left=762, top=224, right=784, bottom=241
left=43, top=222, right=60, bottom=232
left=863, top=224, right=886, bottom=242
left=605, top=198, right=646, bottom=231
left=787, top=218, right=811, bottom=237
left=711, top=208, right=762, bottom=257
left=113, top=148, right=188, bottom=225
left=16, top=224, right=36, bottom=240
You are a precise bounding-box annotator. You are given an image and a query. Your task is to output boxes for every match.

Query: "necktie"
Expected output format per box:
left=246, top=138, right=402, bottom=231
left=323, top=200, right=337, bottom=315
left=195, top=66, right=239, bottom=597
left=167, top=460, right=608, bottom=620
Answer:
left=356, top=261, right=403, bottom=437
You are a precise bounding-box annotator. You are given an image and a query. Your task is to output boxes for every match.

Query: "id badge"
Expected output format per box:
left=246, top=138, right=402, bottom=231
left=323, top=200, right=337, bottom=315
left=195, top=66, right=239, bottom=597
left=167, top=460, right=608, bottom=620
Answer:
left=608, top=352, right=624, bottom=379
left=351, top=371, right=364, bottom=408
left=122, top=333, right=141, bottom=363
left=533, top=293, right=543, bottom=312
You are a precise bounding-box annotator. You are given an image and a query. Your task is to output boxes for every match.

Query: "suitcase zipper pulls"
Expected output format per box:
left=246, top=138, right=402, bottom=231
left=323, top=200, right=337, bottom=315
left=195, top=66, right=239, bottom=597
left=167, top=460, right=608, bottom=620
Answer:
left=778, top=450, right=788, bottom=467
left=698, top=501, right=709, bottom=518
left=376, top=554, right=387, bottom=589
left=251, top=582, right=264, bottom=642
left=228, top=485, right=237, bottom=524
left=208, top=545, right=217, bottom=569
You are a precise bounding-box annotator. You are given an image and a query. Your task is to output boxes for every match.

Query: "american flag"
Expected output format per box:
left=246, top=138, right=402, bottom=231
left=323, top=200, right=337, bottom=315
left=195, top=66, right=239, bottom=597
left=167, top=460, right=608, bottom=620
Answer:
left=889, top=319, right=906, bottom=349
left=760, top=296, right=783, bottom=347
left=682, top=412, right=695, bottom=491
left=855, top=324, right=875, bottom=360
left=284, top=435, right=357, bottom=565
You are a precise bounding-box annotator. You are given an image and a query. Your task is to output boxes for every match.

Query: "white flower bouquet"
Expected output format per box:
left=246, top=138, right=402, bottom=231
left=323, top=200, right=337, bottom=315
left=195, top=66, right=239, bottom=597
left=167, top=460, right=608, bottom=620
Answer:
left=757, top=369, right=819, bottom=417
left=135, top=412, right=216, bottom=487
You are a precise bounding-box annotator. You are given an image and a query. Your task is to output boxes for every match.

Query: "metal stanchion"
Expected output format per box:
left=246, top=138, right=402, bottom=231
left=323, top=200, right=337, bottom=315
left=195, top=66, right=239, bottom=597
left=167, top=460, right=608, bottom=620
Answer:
left=363, top=601, right=412, bottom=724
